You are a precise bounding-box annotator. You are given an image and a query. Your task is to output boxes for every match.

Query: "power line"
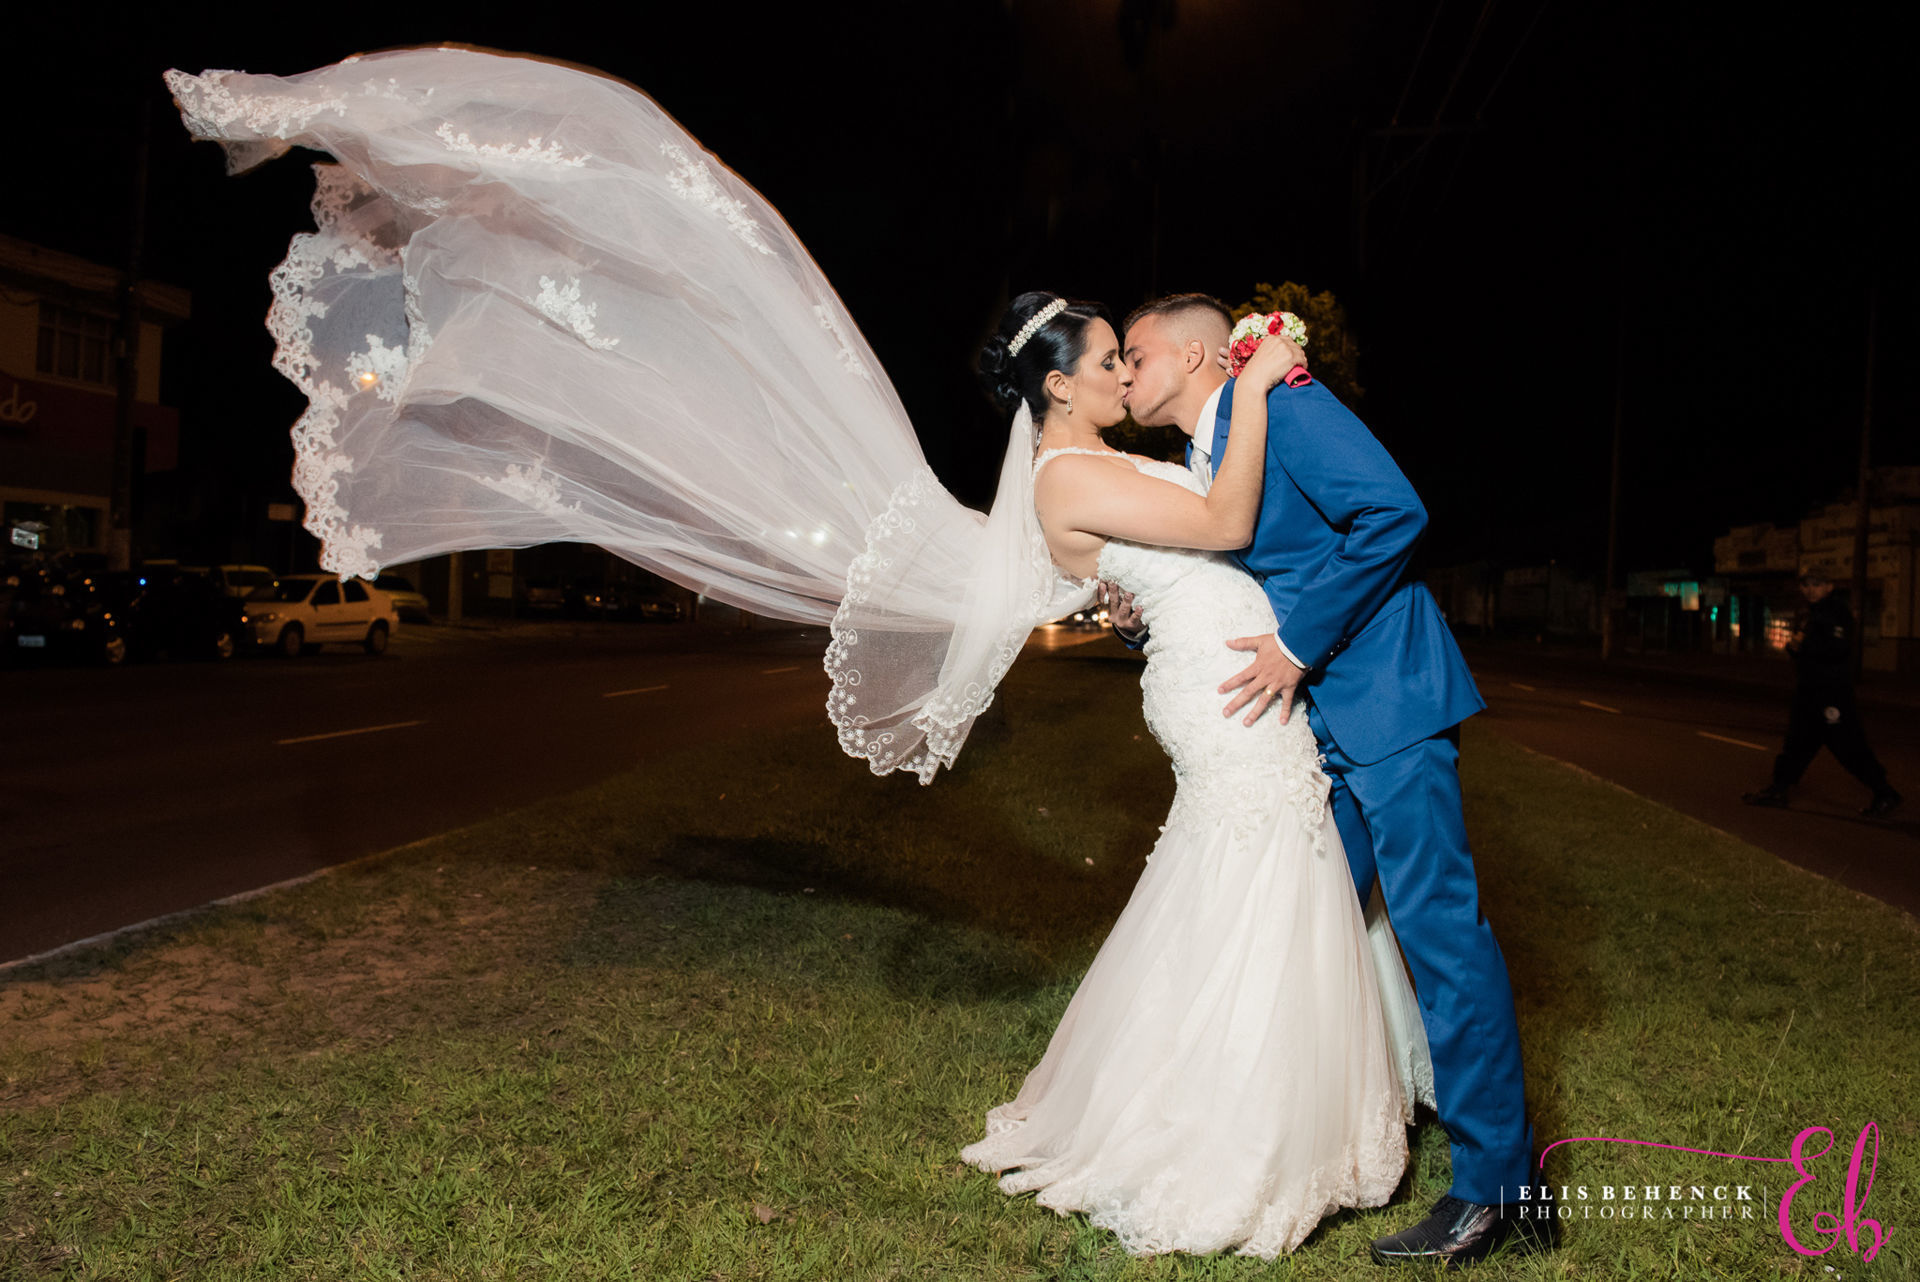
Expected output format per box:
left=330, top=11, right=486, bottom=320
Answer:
left=1476, top=0, right=1555, bottom=121
left=1431, top=0, right=1500, bottom=126
left=1391, top=0, right=1450, bottom=128
left=1368, top=0, right=1499, bottom=204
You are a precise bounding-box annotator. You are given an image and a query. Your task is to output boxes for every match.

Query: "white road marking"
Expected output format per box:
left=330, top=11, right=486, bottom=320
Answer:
left=277, top=719, right=425, bottom=746
left=603, top=684, right=669, bottom=698
left=1698, top=731, right=1770, bottom=752
left=760, top=666, right=803, bottom=674
left=1578, top=699, right=1622, bottom=714
left=1510, top=682, right=1538, bottom=692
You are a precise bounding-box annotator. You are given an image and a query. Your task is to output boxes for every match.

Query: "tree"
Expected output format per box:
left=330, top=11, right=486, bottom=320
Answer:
left=1232, top=281, right=1363, bottom=408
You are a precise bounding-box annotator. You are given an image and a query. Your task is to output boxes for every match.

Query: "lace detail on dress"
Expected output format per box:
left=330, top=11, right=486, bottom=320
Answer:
left=660, top=143, right=774, bottom=256
left=1084, top=456, right=1332, bottom=850
left=1032, top=450, right=1331, bottom=847
left=434, top=122, right=589, bottom=168
left=534, top=276, right=620, bottom=351
left=1033, top=445, right=1129, bottom=470
left=983, top=1085, right=1408, bottom=1259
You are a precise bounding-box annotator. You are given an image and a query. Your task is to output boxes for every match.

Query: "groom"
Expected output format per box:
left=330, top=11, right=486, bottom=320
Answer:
left=1113, top=294, right=1554, bottom=1267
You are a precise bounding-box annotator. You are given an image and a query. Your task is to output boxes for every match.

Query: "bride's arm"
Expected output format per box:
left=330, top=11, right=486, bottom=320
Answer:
left=1036, top=337, right=1295, bottom=552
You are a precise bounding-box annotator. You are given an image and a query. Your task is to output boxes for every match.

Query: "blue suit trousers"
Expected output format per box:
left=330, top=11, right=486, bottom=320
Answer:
left=1308, top=697, right=1534, bottom=1205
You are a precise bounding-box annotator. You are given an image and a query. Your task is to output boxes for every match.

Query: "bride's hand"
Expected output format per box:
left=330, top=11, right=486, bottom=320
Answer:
left=1240, top=329, right=1303, bottom=390
left=1216, top=334, right=1309, bottom=381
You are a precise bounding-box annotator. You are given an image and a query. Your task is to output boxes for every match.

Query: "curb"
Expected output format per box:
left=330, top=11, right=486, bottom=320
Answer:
left=0, top=823, right=484, bottom=976
left=1493, top=735, right=1917, bottom=926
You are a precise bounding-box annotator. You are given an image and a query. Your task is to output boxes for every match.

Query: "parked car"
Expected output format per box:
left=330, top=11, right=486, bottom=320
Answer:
left=2, top=564, right=130, bottom=665
left=113, top=569, right=252, bottom=661
left=565, top=580, right=685, bottom=622
left=244, top=574, right=399, bottom=656
left=374, top=573, right=432, bottom=622
left=523, top=578, right=566, bottom=613
left=628, top=592, right=684, bottom=623
left=175, top=563, right=278, bottom=599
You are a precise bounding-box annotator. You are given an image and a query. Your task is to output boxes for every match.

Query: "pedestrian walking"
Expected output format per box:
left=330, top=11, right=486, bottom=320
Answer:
left=1743, top=569, right=1902, bottom=817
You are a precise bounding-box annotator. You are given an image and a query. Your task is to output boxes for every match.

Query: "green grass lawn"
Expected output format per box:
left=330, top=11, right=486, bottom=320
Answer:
left=3, top=646, right=1914, bottom=1280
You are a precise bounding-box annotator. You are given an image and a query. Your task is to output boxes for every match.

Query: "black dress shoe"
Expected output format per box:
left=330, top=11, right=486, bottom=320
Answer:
left=1370, top=1192, right=1560, bottom=1268
left=1862, top=789, right=1903, bottom=818
left=1743, top=785, right=1790, bottom=808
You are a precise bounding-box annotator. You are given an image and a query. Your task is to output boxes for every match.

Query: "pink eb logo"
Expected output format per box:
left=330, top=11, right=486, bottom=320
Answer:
left=1778, top=1123, right=1883, bottom=1263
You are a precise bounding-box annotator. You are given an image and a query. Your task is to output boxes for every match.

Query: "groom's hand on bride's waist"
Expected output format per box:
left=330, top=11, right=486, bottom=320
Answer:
left=1098, top=580, right=1147, bottom=641
left=1221, top=633, right=1307, bottom=726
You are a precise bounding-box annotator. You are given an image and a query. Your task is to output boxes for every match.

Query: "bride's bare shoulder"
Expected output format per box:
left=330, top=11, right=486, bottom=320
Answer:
left=1033, top=450, right=1134, bottom=488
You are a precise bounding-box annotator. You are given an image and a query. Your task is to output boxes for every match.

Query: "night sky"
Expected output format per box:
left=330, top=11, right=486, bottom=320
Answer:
left=9, top=1, right=1915, bottom=578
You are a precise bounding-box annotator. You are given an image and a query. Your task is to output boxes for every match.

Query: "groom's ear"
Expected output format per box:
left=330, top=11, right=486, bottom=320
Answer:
left=1180, top=339, right=1208, bottom=373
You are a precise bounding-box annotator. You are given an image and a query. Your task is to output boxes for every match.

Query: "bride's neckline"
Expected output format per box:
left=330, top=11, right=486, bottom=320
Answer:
left=1033, top=444, right=1144, bottom=471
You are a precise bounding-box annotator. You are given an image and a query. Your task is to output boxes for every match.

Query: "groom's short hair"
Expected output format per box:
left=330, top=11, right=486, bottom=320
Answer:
left=1124, top=293, right=1233, bottom=342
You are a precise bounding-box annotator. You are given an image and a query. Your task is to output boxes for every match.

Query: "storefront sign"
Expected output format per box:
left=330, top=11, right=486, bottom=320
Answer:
left=0, top=380, right=39, bottom=424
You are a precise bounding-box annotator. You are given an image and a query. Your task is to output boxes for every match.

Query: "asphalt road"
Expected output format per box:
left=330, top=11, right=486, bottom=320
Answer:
left=4, top=622, right=1911, bottom=964
left=1459, top=642, right=1919, bottom=918
left=0, top=621, right=847, bottom=963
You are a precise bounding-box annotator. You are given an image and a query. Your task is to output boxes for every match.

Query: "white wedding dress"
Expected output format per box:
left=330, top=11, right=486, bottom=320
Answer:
left=959, top=448, right=1434, bottom=1260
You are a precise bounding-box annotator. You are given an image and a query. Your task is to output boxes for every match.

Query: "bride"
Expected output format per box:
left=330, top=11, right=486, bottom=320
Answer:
left=958, top=294, right=1427, bottom=1256
left=164, top=46, right=1430, bottom=1259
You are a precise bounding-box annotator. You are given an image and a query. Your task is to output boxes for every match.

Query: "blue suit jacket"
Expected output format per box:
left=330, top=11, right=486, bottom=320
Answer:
left=1200, top=378, right=1483, bottom=765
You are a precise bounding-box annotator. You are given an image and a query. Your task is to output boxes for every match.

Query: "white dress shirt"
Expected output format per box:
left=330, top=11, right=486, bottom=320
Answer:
left=1187, top=382, right=1308, bottom=673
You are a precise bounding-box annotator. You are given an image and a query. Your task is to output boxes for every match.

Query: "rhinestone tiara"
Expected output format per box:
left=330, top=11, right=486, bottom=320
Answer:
left=1007, top=297, right=1069, bottom=356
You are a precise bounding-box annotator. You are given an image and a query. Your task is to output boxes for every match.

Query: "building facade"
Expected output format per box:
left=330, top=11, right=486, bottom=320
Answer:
left=1714, top=465, right=1920, bottom=673
left=0, top=235, right=190, bottom=558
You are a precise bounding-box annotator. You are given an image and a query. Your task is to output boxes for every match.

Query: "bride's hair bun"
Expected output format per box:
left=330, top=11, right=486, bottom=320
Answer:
left=977, top=290, right=1110, bottom=421
left=978, top=330, right=1022, bottom=416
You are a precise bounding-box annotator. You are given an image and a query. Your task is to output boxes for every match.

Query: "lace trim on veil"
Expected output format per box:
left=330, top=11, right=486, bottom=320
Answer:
left=823, top=467, right=946, bottom=783
left=265, top=163, right=408, bottom=580
left=825, top=407, right=1089, bottom=784
left=166, top=65, right=423, bottom=582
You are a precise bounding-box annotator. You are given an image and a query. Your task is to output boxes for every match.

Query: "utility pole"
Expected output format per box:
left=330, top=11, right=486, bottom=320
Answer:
left=445, top=551, right=464, bottom=624
left=1850, top=285, right=1877, bottom=679
left=1601, top=276, right=1627, bottom=660
left=108, top=96, right=152, bottom=572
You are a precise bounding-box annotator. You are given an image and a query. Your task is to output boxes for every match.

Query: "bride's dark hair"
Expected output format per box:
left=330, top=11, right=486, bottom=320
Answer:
left=977, top=291, right=1111, bottom=420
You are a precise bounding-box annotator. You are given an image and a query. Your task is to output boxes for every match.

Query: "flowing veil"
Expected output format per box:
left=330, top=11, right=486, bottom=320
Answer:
left=164, top=47, right=1093, bottom=782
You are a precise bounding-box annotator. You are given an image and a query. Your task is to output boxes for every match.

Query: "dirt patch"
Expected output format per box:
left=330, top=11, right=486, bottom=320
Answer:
left=0, top=865, right=598, bottom=1109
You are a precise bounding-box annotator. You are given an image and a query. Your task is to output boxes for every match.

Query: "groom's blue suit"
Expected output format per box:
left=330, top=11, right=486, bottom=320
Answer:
left=1200, top=376, right=1533, bottom=1206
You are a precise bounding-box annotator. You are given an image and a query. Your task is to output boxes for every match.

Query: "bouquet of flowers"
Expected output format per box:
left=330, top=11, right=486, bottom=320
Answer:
left=1226, top=310, right=1310, bottom=378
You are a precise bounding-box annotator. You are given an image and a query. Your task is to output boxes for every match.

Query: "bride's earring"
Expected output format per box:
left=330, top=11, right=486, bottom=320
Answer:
left=1067, top=392, right=1075, bottom=416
